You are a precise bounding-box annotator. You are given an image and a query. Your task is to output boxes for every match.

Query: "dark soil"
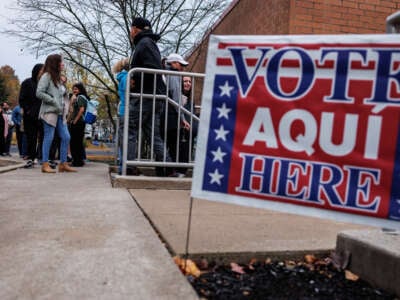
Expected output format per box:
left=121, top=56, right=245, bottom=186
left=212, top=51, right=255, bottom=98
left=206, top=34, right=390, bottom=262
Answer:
left=187, top=257, right=397, bottom=300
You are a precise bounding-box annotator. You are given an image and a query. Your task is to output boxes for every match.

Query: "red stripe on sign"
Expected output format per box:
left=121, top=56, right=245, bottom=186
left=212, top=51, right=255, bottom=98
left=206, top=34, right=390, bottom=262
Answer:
left=216, top=58, right=232, bottom=65
left=218, top=42, right=400, bottom=50
left=216, top=57, right=264, bottom=66
left=351, top=60, right=376, bottom=70
left=281, top=59, right=300, bottom=68
left=316, top=60, right=335, bottom=69
left=390, top=82, right=400, bottom=98
left=246, top=58, right=259, bottom=66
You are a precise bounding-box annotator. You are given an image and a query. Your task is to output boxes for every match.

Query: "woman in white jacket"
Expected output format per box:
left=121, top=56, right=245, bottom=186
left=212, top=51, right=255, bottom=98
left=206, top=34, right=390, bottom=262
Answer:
left=36, top=54, right=76, bottom=173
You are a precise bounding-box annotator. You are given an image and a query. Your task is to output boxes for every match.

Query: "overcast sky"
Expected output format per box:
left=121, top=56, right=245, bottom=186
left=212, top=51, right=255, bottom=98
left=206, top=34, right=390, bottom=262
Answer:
left=0, top=0, right=44, bottom=81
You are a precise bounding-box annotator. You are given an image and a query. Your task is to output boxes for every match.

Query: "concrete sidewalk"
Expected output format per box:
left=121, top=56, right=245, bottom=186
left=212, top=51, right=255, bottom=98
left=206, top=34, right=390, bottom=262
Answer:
left=2, top=157, right=399, bottom=298
left=129, top=189, right=370, bottom=262
left=0, top=159, right=197, bottom=300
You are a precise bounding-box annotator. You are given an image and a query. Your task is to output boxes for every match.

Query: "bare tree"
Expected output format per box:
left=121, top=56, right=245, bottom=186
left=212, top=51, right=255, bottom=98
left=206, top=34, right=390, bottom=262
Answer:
left=4, top=0, right=229, bottom=131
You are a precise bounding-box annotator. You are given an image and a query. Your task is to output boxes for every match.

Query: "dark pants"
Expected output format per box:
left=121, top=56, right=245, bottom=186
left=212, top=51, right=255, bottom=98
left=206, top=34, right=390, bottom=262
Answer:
left=128, top=100, right=172, bottom=174
left=0, top=131, right=4, bottom=155
left=24, top=115, right=43, bottom=161
left=69, top=121, right=85, bottom=166
left=15, top=124, right=24, bottom=156
left=4, top=126, right=13, bottom=154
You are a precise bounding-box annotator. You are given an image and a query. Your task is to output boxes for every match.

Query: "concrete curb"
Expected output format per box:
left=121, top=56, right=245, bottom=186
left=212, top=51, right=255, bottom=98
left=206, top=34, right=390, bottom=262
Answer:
left=336, top=229, right=400, bottom=297
left=113, top=175, right=192, bottom=190
left=0, top=159, right=25, bottom=173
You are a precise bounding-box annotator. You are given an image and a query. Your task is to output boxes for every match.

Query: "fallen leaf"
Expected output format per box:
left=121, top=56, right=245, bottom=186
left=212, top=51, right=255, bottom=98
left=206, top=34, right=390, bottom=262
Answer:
left=285, top=260, right=296, bottom=270
left=248, top=258, right=257, bottom=270
left=230, top=262, right=245, bottom=274
left=305, top=254, right=317, bottom=264
left=173, top=256, right=201, bottom=277
left=345, top=270, right=359, bottom=281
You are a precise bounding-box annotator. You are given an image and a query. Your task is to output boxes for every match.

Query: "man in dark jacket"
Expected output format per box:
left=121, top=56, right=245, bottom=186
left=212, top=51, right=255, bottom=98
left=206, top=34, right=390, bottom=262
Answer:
left=18, top=63, right=44, bottom=168
left=126, top=17, right=175, bottom=176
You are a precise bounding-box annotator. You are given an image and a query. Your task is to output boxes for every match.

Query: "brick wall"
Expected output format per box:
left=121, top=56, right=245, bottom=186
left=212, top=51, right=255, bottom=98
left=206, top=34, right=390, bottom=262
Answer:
left=187, top=0, right=290, bottom=74
left=289, top=0, right=400, bottom=34
left=187, top=0, right=400, bottom=102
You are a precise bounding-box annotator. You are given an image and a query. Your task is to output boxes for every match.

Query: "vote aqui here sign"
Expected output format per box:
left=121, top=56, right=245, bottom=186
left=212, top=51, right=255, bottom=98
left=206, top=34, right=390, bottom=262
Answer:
left=191, top=34, right=400, bottom=229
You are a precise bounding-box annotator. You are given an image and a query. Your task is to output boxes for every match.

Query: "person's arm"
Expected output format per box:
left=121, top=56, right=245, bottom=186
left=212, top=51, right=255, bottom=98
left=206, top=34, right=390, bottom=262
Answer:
left=18, top=81, right=28, bottom=111
left=168, top=75, right=190, bottom=129
left=72, top=95, right=86, bottom=124
left=11, top=108, right=19, bottom=125
left=36, top=74, right=61, bottom=111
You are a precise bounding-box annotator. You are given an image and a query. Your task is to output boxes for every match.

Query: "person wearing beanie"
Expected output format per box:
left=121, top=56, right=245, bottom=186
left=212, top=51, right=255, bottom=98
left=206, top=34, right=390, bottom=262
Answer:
left=126, top=17, right=176, bottom=177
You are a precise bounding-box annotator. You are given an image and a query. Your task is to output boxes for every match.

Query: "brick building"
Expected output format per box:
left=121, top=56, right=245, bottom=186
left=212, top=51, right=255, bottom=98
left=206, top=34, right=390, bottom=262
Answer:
left=187, top=0, right=400, bottom=75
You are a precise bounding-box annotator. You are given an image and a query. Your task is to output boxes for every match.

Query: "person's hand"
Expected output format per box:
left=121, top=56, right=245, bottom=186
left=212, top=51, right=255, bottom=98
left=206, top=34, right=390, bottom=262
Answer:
left=130, top=78, right=135, bottom=89
left=182, top=120, right=190, bottom=130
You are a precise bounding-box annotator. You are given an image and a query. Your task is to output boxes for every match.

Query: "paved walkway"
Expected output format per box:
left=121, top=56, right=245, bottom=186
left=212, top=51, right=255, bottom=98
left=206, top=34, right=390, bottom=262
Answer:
left=2, top=156, right=397, bottom=298
left=129, top=189, right=370, bottom=262
left=0, top=159, right=197, bottom=300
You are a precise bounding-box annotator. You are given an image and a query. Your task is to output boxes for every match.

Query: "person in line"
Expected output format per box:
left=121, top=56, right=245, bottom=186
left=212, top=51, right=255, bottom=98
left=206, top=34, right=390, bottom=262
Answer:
left=19, top=63, right=44, bottom=168
left=0, top=104, right=6, bottom=155
left=128, top=17, right=176, bottom=176
left=163, top=53, right=191, bottom=177
left=68, top=82, right=88, bottom=167
left=112, top=57, right=137, bottom=174
left=11, top=104, right=27, bottom=158
left=36, top=54, right=76, bottom=173
left=2, top=102, right=14, bottom=156
left=177, top=75, right=199, bottom=176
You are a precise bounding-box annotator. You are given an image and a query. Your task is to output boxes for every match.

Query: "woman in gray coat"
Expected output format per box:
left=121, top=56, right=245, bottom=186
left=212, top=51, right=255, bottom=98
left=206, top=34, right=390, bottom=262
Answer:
left=36, top=54, right=76, bottom=173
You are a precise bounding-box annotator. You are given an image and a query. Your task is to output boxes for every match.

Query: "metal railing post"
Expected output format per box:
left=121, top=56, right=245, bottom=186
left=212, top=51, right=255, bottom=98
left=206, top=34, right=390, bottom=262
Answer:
left=119, top=68, right=204, bottom=174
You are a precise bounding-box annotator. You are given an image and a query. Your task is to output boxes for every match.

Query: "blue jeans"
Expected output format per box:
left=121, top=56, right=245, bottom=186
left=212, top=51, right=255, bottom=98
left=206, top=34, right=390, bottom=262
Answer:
left=42, top=116, right=70, bottom=163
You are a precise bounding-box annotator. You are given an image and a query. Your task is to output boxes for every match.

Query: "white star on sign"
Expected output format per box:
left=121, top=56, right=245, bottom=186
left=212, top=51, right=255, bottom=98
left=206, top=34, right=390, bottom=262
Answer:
left=219, top=81, right=234, bottom=97
left=211, top=147, right=227, bottom=163
left=214, top=124, right=229, bottom=141
left=217, top=102, right=231, bottom=120
left=209, top=169, right=224, bottom=185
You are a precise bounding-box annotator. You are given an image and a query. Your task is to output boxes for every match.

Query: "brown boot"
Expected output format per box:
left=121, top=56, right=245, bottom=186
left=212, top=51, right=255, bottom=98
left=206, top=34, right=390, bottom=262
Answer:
left=58, top=162, right=77, bottom=173
left=42, top=162, right=56, bottom=173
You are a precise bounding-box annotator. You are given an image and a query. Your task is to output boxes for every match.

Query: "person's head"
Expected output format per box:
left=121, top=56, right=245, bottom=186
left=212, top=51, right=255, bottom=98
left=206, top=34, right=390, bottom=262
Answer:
left=72, top=82, right=88, bottom=99
left=182, top=76, right=192, bottom=95
left=2, top=102, right=10, bottom=111
left=31, top=63, right=44, bottom=82
left=130, top=17, right=151, bottom=41
left=42, top=54, right=64, bottom=86
left=112, top=58, right=129, bottom=74
left=161, top=57, right=167, bottom=69
left=166, top=53, right=188, bottom=71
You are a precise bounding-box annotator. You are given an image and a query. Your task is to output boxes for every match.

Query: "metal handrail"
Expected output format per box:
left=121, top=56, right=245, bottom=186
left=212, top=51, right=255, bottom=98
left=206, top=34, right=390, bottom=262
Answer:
left=120, top=67, right=204, bottom=176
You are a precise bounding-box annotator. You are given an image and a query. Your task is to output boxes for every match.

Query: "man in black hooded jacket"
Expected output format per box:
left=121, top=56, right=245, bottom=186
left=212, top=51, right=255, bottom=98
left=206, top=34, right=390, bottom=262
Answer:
left=18, top=63, right=43, bottom=168
left=126, top=17, right=175, bottom=176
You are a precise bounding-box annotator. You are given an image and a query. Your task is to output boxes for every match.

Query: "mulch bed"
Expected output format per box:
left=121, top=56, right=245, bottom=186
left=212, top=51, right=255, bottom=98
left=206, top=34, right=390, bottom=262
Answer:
left=185, top=256, right=396, bottom=300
